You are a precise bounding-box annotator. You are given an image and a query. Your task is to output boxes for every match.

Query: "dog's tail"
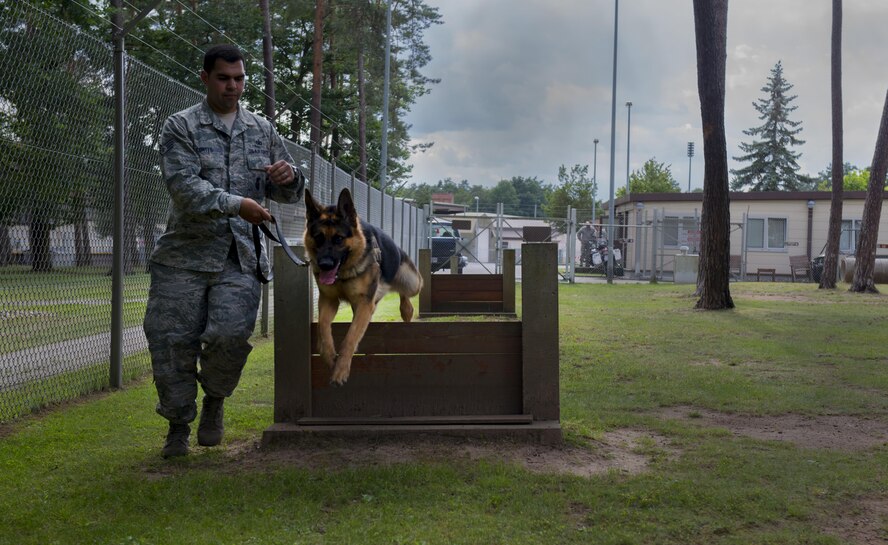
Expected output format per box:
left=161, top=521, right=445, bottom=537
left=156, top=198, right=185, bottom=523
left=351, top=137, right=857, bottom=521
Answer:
left=393, top=256, right=423, bottom=297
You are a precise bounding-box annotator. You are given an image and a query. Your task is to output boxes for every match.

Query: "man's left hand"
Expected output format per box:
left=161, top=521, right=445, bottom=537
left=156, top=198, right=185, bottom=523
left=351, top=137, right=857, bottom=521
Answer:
left=265, top=160, right=295, bottom=185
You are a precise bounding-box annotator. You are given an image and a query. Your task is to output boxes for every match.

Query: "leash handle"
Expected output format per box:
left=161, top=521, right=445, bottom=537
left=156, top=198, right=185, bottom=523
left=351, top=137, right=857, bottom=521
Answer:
left=252, top=215, right=308, bottom=284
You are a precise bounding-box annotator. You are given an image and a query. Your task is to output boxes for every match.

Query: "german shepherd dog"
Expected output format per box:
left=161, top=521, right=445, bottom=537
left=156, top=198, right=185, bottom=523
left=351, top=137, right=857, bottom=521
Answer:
left=304, top=188, right=423, bottom=385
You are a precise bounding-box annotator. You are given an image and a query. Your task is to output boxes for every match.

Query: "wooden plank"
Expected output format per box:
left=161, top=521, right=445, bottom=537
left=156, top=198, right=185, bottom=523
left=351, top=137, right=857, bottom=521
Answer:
left=434, top=274, right=503, bottom=291
left=309, top=321, right=521, bottom=354
left=503, top=249, right=516, bottom=314
left=521, top=243, right=560, bottom=422
left=432, top=301, right=505, bottom=313
left=309, top=353, right=523, bottom=417
left=262, top=421, right=563, bottom=446
left=273, top=245, right=313, bottom=424
left=418, top=311, right=517, bottom=318
left=297, top=414, right=533, bottom=426
left=419, top=249, right=432, bottom=314
left=432, top=290, right=504, bottom=303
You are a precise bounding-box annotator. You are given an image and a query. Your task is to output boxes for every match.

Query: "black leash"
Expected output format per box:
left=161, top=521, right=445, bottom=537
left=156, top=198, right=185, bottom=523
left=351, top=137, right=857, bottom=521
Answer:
left=252, top=215, right=308, bottom=284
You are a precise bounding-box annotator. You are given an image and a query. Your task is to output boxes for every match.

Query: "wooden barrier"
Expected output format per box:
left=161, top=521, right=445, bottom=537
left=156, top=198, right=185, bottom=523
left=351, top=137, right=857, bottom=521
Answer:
left=262, top=243, right=561, bottom=445
left=418, top=249, right=516, bottom=317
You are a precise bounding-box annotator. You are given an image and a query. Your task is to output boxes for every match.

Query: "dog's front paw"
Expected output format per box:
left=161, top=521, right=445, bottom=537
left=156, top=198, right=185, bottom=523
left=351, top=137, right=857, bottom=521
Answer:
left=330, top=355, right=353, bottom=385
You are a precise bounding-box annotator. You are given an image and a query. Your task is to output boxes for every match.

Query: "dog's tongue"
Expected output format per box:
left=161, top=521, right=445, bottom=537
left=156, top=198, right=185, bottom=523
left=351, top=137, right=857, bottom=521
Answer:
left=318, top=263, right=340, bottom=285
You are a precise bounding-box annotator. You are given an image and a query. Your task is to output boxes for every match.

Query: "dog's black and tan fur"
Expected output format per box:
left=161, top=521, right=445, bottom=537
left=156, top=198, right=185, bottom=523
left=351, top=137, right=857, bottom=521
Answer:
left=304, top=188, right=423, bottom=384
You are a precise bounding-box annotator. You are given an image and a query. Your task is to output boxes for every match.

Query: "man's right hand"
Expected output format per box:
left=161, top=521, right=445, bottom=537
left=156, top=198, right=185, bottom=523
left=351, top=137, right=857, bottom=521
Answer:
left=238, top=197, right=272, bottom=225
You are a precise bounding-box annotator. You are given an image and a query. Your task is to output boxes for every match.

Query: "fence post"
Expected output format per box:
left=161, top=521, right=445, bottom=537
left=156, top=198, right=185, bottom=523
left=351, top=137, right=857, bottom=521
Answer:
left=503, top=249, right=516, bottom=314
left=521, top=243, right=559, bottom=421
left=650, top=208, right=659, bottom=280
left=418, top=249, right=432, bottom=314
left=634, top=204, right=642, bottom=278
left=741, top=212, right=748, bottom=281
left=641, top=208, right=648, bottom=277
left=273, top=245, right=312, bottom=423
left=567, top=207, right=577, bottom=283
left=496, top=203, right=503, bottom=274
left=109, top=0, right=126, bottom=389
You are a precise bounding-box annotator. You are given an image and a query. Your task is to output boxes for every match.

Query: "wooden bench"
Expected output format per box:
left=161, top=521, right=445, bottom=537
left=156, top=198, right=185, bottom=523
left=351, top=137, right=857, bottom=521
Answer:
left=755, top=268, right=776, bottom=282
left=263, top=243, right=561, bottom=445
left=789, top=254, right=810, bottom=282
left=418, top=249, right=516, bottom=317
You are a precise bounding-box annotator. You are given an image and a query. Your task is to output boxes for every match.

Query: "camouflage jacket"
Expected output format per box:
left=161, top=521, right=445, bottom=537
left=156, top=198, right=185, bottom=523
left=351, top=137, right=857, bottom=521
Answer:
left=151, top=99, right=305, bottom=277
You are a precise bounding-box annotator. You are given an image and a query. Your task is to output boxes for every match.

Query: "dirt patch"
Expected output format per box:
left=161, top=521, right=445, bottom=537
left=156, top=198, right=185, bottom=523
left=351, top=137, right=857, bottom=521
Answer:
left=180, top=428, right=679, bottom=479
left=820, top=496, right=888, bottom=545
left=658, top=406, right=888, bottom=452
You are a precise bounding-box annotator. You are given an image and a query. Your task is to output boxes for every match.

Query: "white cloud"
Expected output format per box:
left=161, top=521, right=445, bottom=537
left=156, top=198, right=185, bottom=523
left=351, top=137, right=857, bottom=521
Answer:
left=406, top=1, right=888, bottom=192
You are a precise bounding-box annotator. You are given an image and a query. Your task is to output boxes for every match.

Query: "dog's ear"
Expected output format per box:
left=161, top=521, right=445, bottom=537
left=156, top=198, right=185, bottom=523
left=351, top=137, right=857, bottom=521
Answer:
left=337, top=188, right=358, bottom=226
left=304, top=189, right=322, bottom=222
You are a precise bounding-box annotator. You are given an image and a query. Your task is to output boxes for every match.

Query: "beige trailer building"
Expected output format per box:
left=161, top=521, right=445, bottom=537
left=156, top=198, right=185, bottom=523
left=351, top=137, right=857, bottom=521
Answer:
left=603, top=191, right=888, bottom=281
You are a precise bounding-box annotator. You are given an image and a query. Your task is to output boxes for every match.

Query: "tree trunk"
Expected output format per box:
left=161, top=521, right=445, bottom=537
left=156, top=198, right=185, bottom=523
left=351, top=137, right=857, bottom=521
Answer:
left=0, top=224, right=11, bottom=265
left=821, top=0, right=843, bottom=289
left=74, top=218, right=92, bottom=267
left=260, top=0, right=275, bottom=122
left=357, top=42, right=368, bottom=184
left=142, top=219, right=155, bottom=272
left=692, top=0, right=733, bottom=310
left=849, top=89, right=888, bottom=293
left=29, top=215, right=52, bottom=272
left=310, top=0, right=325, bottom=150
left=72, top=193, right=91, bottom=267
left=329, top=51, right=341, bottom=162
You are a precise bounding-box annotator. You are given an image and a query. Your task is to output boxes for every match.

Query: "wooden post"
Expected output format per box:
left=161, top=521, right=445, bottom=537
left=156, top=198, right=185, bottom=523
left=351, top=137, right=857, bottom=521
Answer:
left=502, top=249, right=516, bottom=314
left=418, top=248, right=432, bottom=314
left=520, top=243, right=559, bottom=421
left=450, top=255, right=459, bottom=274
left=273, top=245, right=313, bottom=423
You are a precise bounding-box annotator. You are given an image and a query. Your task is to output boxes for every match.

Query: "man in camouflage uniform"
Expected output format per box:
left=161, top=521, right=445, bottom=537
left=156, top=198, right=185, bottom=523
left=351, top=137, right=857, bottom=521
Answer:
left=144, top=44, right=305, bottom=458
left=576, top=222, right=598, bottom=267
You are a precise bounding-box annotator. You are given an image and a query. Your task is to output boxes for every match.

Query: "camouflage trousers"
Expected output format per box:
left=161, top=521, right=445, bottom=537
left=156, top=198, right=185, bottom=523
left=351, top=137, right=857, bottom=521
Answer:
left=143, top=257, right=260, bottom=424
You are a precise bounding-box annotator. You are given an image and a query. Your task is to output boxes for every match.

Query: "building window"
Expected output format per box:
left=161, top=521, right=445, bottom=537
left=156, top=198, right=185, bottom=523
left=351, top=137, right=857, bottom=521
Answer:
left=840, top=219, right=862, bottom=252
left=746, top=217, right=787, bottom=250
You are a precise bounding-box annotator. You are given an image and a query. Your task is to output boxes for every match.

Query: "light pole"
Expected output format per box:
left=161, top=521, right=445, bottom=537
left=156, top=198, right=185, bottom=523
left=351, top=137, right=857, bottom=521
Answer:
left=606, top=0, right=620, bottom=284
left=687, top=141, right=695, bottom=192
left=625, top=101, right=632, bottom=202
left=592, top=138, right=599, bottom=227
left=474, top=195, right=479, bottom=213
left=379, top=0, right=393, bottom=226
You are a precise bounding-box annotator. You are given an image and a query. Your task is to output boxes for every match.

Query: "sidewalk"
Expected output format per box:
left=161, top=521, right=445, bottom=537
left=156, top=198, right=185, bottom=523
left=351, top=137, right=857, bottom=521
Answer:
left=0, top=326, right=147, bottom=390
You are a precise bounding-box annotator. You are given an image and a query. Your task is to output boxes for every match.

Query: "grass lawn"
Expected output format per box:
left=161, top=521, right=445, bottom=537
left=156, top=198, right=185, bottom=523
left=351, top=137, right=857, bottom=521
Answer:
left=0, top=281, right=886, bottom=544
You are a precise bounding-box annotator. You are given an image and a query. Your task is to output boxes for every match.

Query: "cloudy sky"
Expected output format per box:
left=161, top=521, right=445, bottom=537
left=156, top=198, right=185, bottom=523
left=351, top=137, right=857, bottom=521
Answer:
left=403, top=0, right=888, bottom=194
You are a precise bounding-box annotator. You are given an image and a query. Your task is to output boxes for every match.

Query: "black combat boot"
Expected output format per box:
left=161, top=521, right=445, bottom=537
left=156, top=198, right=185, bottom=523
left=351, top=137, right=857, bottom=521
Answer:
left=161, top=423, right=190, bottom=458
left=197, top=395, right=225, bottom=447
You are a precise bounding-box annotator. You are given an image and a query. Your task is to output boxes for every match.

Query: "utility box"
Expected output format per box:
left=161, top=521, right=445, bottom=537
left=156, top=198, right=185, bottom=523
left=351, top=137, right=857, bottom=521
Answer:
left=674, top=247, right=699, bottom=284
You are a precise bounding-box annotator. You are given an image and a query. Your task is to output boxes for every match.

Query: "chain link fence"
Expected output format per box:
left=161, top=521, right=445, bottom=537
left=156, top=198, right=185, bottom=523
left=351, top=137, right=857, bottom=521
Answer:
left=0, top=2, right=427, bottom=423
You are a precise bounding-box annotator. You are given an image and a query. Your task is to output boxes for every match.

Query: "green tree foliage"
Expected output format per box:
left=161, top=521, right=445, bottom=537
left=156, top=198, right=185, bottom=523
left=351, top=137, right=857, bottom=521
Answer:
left=816, top=168, right=886, bottom=191
left=815, top=162, right=888, bottom=191
left=731, top=61, right=809, bottom=191
left=396, top=176, right=551, bottom=217
left=543, top=164, right=594, bottom=222
left=0, top=4, right=110, bottom=271
left=616, top=158, right=680, bottom=198
left=115, top=0, right=441, bottom=188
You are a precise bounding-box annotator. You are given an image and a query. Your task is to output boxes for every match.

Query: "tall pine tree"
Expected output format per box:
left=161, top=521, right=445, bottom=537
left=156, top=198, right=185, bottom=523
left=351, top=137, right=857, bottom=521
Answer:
left=731, top=61, right=808, bottom=191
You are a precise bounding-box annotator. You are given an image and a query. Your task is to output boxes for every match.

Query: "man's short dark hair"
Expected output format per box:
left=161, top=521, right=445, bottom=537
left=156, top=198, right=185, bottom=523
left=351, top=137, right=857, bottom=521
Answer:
left=203, top=44, right=244, bottom=73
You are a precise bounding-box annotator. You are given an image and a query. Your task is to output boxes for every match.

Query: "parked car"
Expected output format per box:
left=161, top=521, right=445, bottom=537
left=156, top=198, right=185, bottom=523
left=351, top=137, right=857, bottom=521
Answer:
left=429, top=220, right=467, bottom=273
